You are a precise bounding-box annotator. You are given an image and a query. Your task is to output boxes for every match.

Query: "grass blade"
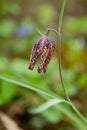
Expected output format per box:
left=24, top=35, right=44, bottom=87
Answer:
left=30, top=98, right=67, bottom=113
left=0, top=74, right=62, bottom=99
left=0, top=73, right=87, bottom=129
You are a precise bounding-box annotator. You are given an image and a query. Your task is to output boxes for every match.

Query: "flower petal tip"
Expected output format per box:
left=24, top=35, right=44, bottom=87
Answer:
left=28, top=65, right=34, bottom=70
left=38, top=67, right=42, bottom=73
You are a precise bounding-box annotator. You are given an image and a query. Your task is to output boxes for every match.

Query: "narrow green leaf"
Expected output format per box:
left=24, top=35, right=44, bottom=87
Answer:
left=0, top=73, right=87, bottom=129
left=30, top=98, right=67, bottom=113
left=0, top=74, right=62, bottom=100
left=30, top=98, right=87, bottom=129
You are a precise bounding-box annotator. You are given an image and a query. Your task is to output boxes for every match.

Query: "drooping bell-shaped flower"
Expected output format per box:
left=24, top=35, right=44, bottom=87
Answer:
left=28, top=36, right=55, bottom=73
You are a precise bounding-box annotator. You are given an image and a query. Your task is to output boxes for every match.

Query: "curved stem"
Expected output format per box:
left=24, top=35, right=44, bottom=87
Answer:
left=43, top=1, right=87, bottom=126
left=44, top=28, right=87, bottom=126
left=44, top=28, right=70, bottom=102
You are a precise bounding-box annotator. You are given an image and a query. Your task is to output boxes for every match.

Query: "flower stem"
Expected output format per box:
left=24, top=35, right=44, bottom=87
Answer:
left=44, top=28, right=70, bottom=102
left=44, top=28, right=87, bottom=128
left=44, top=0, right=68, bottom=100
left=44, top=0, right=87, bottom=128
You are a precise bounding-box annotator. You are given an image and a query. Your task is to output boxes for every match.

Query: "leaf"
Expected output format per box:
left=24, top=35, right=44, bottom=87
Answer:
left=41, top=107, right=62, bottom=123
left=29, top=98, right=67, bottom=113
left=30, top=98, right=87, bottom=129
left=0, top=73, right=87, bottom=129
left=0, top=73, right=62, bottom=99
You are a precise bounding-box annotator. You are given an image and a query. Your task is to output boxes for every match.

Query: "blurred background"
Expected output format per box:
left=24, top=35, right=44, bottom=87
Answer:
left=0, top=0, right=87, bottom=130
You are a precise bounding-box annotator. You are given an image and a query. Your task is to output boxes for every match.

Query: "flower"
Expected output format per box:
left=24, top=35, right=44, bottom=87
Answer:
left=28, top=36, right=55, bottom=73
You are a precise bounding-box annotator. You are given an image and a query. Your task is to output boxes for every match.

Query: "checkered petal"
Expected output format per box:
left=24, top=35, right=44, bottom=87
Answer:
left=38, top=45, right=49, bottom=73
left=28, top=38, right=43, bottom=70
left=43, top=42, right=54, bottom=73
left=28, top=36, right=55, bottom=73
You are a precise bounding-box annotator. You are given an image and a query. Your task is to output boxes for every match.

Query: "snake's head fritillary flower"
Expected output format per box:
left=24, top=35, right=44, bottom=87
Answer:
left=28, top=36, right=55, bottom=73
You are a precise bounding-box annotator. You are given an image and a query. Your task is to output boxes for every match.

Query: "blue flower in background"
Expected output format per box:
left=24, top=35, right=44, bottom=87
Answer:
left=15, top=25, right=33, bottom=37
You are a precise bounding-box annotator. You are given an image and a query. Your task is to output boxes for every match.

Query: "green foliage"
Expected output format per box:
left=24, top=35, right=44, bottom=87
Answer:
left=64, top=17, right=87, bottom=35
left=0, top=19, right=15, bottom=37
left=0, top=74, right=87, bottom=129
left=0, top=80, right=17, bottom=105
left=38, top=4, right=55, bottom=26
left=0, top=1, right=20, bottom=15
left=0, top=0, right=87, bottom=129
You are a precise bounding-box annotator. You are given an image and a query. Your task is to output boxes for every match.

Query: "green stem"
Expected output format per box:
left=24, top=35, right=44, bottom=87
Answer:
left=44, top=28, right=70, bottom=102
left=45, top=27, right=87, bottom=128
left=44, top=0, right=87, bottom=128
left=45, top=0, right=68, bottom=100
left=70, top=102, right=87, bottom=125
left=58, top=0, right=66, bottom=37
left=35, top=27, right=44, bottom=36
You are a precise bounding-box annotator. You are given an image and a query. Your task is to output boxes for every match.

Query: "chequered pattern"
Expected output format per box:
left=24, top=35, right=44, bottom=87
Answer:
left=28, top=36, right=55, bottom=73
